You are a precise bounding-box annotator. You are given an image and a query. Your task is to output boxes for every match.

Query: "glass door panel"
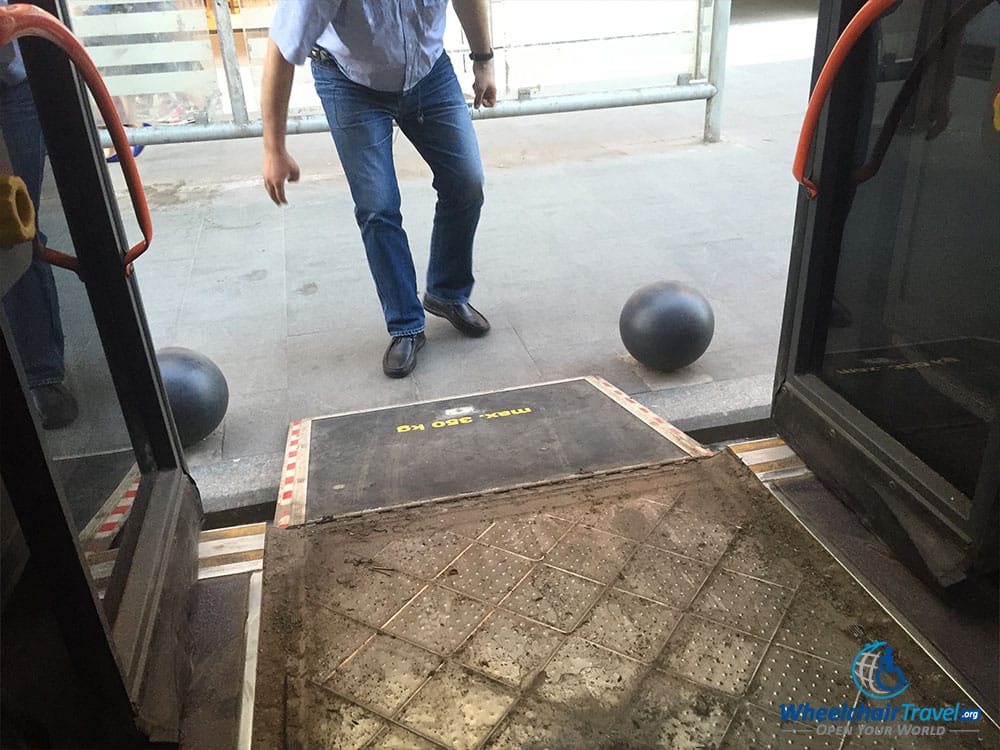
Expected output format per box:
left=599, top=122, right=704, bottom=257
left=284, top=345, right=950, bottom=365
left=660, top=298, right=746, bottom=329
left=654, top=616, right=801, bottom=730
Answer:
left=3, top=2, right=201, bottom=738
left=2, top=71, right=144, bottom=601
left=816, top=0, right=1000, bottom=499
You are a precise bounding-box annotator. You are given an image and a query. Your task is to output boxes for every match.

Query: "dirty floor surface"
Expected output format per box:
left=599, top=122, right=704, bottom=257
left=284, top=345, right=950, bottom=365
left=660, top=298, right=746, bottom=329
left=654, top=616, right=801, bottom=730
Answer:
left=252, top=451, right=996, bottom=749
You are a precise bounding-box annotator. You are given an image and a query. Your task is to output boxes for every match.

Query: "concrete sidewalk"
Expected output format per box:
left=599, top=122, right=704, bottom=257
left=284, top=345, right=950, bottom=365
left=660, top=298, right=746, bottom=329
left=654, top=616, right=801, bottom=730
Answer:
left=113, top=13, right=816, bottom=518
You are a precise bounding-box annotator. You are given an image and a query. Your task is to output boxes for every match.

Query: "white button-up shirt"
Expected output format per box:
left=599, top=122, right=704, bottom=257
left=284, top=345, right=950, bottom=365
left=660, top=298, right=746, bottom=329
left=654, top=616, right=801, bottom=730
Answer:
left=269, top=0, right=450, bottom=93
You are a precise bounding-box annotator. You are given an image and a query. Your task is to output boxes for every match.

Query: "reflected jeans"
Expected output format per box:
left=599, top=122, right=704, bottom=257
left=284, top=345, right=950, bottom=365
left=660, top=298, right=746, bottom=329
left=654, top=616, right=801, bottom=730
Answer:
left=312, top=52, right=485, bottom=336
left=0, top=79, right=65, bottom=386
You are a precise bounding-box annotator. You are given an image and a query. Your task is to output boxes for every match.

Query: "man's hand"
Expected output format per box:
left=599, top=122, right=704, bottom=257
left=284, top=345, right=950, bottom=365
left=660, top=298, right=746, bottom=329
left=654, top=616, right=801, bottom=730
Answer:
left=261, top=37, right=298, bottom=205
left=472, top=59, right=497, bottom=109
left=453, top=0, right=496, bottom=108
left=263, top=148, right=300, bottom=205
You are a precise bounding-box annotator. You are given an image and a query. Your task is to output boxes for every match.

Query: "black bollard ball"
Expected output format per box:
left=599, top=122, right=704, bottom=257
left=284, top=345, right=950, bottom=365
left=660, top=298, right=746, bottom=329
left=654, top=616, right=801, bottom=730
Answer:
left=156, top=347, right=229, bottom=447
left=619, top=281, right=715, bottom=372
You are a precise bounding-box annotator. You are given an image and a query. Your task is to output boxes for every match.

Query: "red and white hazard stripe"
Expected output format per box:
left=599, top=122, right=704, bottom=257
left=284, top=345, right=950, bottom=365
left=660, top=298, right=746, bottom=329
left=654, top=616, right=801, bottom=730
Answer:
left=83, top=471, right=142, bottom=553
left=275, top=419, right=310, bottom=529
left=274, top=420, right=301, bottom=528
left=586, top=375, right=712, bottom=458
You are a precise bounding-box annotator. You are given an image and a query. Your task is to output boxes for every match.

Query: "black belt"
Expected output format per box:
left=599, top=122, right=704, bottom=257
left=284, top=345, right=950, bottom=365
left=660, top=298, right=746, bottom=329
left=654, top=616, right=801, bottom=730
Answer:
left=309, top=46, right=337, bottom=68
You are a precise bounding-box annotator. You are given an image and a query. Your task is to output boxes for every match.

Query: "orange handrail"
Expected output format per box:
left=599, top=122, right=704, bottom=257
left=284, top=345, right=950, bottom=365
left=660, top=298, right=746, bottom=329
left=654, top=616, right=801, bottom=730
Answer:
left=792, top=0, right=900, bottom=199
left=0, top=3, right=152, bottom=275
left=851, top=0, right=989, bottom=186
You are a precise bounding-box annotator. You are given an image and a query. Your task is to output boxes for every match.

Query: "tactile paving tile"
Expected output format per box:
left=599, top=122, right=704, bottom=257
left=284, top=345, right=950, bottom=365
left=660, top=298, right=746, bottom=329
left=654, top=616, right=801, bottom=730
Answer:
left=445, top=517, right=496, bottom=541
left=455, top=609, right=564, bottom=688
left=720, top=704, right=843, bottom=749
left=575, top=495, right=670, bottom=540
left=774, top=579, right=892, bottom=666
left=659, top=615, right=770, bottom=696
left=503, top=564, right=604, bottom=631
left=691, top=568, right=795, bottom=638
left=367, top=725, right=445, bottom=750
left=303, top=604, right=376, bottom=683
left=478, top=513, right=571, bottom=560
left=257, top=453, right=989, bottom=750
left=841, top=667, right=999, bottom=749
left=575, top=587, right=681, bottom=663
left=323, top=633, right=441, bottom=716
left=621, top=670, right=739, bottom=749
left=319, top=567, right=425, bottom=629
left=747, top=644, right=855, bottom=714
left=544, top=524, right=637, bottom=583
left=295, top=680, right=385, bottom=750
left=668, top=476, right=759, bottom=527
left=383, top=585, right=489, bottom=655
left=646, top=507, right=738, bottom=563
left=398, top=662, right=517, bottom=750
left=482, top=697, right=617, bottom=750
left=371, top=531, right=472, bottom=580
left=615, top=544, right=712, bottom=609
left=641, top=473, right=705, bottom=507
left=532, top=637, right=646, bottom=710
left=438, top=542, right=534, bottom=603
left=716, top=527, right=806, bottom=588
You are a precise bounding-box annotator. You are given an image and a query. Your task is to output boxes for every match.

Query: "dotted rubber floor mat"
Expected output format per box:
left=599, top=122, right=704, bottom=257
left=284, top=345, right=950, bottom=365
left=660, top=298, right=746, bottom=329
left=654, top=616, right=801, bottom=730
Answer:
left=252, top=451, right=997, bottom=749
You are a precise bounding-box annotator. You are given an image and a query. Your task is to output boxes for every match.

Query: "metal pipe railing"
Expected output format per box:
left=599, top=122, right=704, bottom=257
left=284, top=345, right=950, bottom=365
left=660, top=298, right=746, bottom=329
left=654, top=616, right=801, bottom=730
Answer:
left=704, top=0, right=732, bottom=143
left=100, top=82, right=719, bottom=148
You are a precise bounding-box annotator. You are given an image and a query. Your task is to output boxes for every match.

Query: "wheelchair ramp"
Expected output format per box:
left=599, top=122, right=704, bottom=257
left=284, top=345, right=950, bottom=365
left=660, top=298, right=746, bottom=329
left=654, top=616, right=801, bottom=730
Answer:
left=251, top=450, right=996, bottom=749
left=273, top=376, right=707, bottom=527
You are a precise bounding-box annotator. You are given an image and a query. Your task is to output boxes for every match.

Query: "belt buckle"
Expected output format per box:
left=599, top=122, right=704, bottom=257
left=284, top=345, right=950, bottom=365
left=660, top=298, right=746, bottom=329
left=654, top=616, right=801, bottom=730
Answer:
left=309, top=46, right=333, bottom=66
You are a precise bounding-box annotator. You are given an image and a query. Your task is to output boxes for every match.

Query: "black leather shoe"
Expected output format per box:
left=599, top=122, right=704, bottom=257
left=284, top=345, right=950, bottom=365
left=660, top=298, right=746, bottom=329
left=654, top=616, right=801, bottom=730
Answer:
left=383, top=333, right=425, bottom=378
left=422, top=295, right=490, bottom=337
left=30, top=382, right=79, bottom=430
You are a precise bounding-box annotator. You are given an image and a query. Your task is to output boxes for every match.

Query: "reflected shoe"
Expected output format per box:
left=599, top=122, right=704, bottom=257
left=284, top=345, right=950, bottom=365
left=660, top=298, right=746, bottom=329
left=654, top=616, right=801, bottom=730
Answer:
left=30, top=383, right=79, bottom=430
left=422, top=294, right=490, bottom=337
left=382, top=333, right=425, bottom=378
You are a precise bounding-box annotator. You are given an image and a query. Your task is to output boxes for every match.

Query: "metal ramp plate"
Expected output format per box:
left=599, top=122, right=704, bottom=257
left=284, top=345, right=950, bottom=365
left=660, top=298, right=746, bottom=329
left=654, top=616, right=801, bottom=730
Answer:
left=273, top=377, right=708, bottom=527
left=252, top=451, right=997, bottom=749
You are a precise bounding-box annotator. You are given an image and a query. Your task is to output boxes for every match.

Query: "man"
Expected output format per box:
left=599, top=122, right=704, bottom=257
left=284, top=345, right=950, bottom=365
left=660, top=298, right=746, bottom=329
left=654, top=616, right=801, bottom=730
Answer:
left=262, top=0, right=497, bottom=378
left=1, top=25, right=78, bottom=429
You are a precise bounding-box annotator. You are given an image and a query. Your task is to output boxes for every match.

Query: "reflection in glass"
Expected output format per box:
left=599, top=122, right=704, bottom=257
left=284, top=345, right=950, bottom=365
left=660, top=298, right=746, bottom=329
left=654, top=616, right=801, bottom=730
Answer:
left=67, top=0, right=221, bottom=126
left=819, top=1, right=1000, bottom=498
left=1, top=49, right=138, bottom=598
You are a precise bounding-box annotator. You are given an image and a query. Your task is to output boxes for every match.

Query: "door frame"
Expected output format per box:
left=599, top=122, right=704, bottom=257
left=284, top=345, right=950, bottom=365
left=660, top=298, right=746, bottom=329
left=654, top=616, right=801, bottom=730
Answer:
left=2, top=0, right=203, bottom=742
left=772, top=0, right=999, bottom=588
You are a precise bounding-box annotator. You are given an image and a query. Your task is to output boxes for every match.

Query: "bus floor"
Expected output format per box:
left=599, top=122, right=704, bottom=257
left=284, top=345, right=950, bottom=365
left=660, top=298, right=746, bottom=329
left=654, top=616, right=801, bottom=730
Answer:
left=179, top=448, right=998, bottom=749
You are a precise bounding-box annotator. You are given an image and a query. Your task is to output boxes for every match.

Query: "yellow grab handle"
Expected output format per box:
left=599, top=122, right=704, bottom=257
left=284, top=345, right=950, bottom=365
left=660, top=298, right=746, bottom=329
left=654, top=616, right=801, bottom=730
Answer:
left=0, top=174, right=36, bottom=247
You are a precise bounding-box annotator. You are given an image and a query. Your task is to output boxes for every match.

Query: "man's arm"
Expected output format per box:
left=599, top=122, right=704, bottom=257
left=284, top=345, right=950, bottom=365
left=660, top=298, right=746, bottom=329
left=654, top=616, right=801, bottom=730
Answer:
left=261, top=37, right=300, bottom=205
left=451, top=0, right=497, bottom=108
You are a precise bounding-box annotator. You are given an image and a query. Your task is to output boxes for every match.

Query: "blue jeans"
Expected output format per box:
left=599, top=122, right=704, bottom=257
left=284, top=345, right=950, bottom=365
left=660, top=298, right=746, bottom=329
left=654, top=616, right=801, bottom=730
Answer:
left=0, top=80, right=65, bottom=387
left=312, top=52, right=485, bottom=336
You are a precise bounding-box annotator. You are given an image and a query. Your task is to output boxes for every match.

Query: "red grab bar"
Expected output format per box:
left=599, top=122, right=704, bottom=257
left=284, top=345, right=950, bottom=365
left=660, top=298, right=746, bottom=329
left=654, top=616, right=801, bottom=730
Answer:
left=0, top=3, right=152, bottom=274
left=792, top=0, right=901, bottom=199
